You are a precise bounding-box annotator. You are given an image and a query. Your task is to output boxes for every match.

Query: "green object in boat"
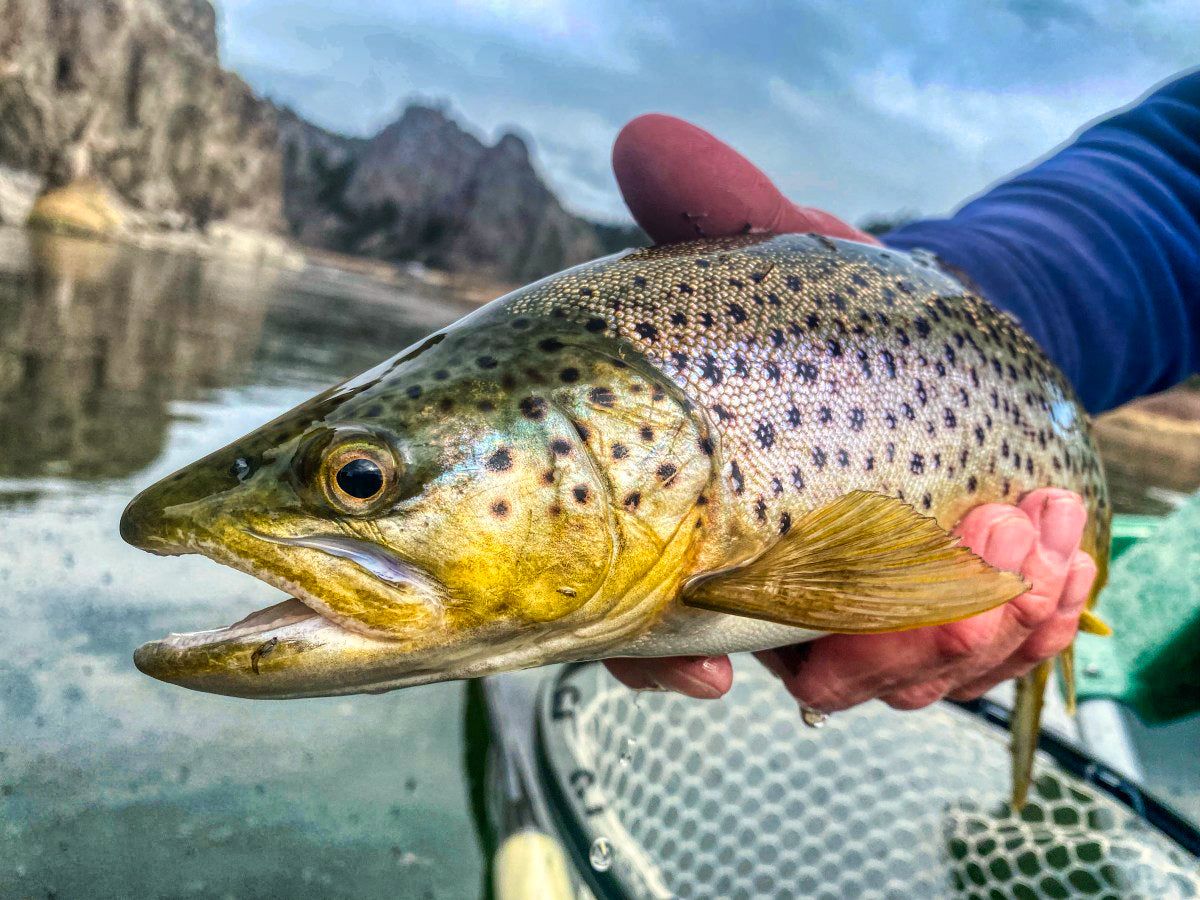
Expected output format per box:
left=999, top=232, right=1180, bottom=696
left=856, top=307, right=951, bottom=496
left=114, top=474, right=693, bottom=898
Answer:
left=1077, top=495, right=1200, bottom=723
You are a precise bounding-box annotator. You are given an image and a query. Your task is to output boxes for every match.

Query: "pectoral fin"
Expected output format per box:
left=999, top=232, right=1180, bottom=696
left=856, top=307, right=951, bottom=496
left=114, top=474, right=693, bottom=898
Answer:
left=681, top=491, right=1028, bottom=633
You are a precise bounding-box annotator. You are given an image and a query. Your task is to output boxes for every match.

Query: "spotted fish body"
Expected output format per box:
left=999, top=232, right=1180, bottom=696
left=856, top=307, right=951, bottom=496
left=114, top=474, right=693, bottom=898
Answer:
left=124, top=233, right=1109, bottom=714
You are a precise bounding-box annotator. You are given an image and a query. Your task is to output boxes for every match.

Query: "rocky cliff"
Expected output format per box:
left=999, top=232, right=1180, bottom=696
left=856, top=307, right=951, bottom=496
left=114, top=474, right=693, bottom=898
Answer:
left=0, top=0, right=283, bottom=230
left=279, top=104, right=607, bottom=282
left=0, top=0, right=638, bottom=280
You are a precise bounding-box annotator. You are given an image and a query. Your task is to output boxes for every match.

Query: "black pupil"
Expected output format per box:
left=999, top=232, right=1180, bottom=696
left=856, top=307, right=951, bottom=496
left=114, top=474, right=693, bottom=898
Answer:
left=335, top=458, right=384, bottom=499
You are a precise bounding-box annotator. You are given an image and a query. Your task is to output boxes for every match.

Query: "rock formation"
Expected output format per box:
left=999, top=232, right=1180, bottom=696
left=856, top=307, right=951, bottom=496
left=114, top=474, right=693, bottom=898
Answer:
left=0, top=0, right=640, bottom=278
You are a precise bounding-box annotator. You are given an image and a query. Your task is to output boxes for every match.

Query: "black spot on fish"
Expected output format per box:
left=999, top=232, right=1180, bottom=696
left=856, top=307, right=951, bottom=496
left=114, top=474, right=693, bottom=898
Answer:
left=771, top=477, right=784, bottom=496
left=699, top=436, right=714, bottom=456
left=478, top=400, right=496, bottom=412
left=477, top=356, right=498, bottom=370
left=671, top=351, right=689, bottom=370
left=511, top=317, right=530, bottom=330
left=550, top=439, right=572, bottom=456
left=585, top=317, right=607, bottom=333
left=922, top=493, right=932, bottom=510
left=670, top=312, right=688, bottom=327
left=818, top=406, right=832, bottom=425
left=677, top=282, right=694, bottom=295
left=864, top=455, right=875, bottom=472
left=734, top=355, right=749, bottom=377
left=695, top=258, right=710, bottom=268
left=640, top=426, right=655, bottom=441
left=785, top=274, right=802, bottom=291
left=520, top=396, right=547, bottom=420
left=491, top=500, right=510, bottom=517
left=589, top=387, right=616, bottom=407
left=837, top=449, right=849, bottom=467
left=560, top=367, right=580, bottom=383
left=896, top=327, right=910, bottom=347
left=406, top=385, right=423, bottom=399
left=700, top=311, right=715, bottom=328
left=612, top=443, right=628, bottom=460
left=755, top=422, right=776, bottom=449
left=364, top=404, right=383, bottom=418
left=764, top=362, right=781, bottom=382
left=967, top=475, right=978, bottom=492
left=796, top=361, right=818, bottom=383
left=812, top=448, right=827, bottom=469
left=902, top=403, right=915, bottom=421
left=910, top=453, right=925, bottom=474
left=787, top=407, right=801, bottom=427
left=712, top=404, right=734, bottom=422
left=806, top=313, right=820, bottom=330
left=700, top=353, right=722, bottom=385
left=541, top=470, right=556, bottom=485
left=755, top=498, right=767, bottom=522
left=881, top=349, right=897, bottom=379
left=726, top=303, right=748, bottom=323
left=434, top=369, right=450, bottom=381
left=730, top=460, right=745, bottom=494
left=944, top=408, right=957, bottom=428
left=656, top=463, right=677, bottom=484
left=624, top=491, right=641, bottom=510
left=439, top=397, right=454, bottom=413
left=579, top=287, right=594, bottom=297
left=573, top=485, right=591, bottom=504
left=915, top=381, right=927, bottom=405
left=974, top=425, right=985, bottom=445
left=633, top=275, right=647, bottom=288
left=635, top=322, right=659, bottom=342
left=486, top=449, right=513, bottom=472
left=539, top=338, right=564, bottom=353
left=885, top=412, right=897, bottom=430
left=791, top=468, right=804, bottom=491
left=573, top=421, right=591, bottom=442
left=827, top=339, right=842, bottom=358
left=849, top=408, right=865, bottom=430
left=728, top=277, right=745, bottom=289
left=915, top=317, right=931, bottom=338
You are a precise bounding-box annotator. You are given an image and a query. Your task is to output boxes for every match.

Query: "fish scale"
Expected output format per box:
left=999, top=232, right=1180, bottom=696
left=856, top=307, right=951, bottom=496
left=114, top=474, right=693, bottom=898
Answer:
left=503, top=234, right=1108, bottom=552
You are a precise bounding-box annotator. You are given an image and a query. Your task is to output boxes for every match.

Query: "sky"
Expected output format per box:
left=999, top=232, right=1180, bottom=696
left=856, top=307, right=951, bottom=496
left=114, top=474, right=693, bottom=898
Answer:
left=216, top=0, right=1199, bottom=225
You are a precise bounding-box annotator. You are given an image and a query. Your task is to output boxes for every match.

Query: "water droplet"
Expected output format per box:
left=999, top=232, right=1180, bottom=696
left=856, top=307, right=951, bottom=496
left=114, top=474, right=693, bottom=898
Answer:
left=1083, top=664, right=1100, bottom=678
left=589, top=836, right=613, bottom=872
left=800, top=706, right=828, bottom=729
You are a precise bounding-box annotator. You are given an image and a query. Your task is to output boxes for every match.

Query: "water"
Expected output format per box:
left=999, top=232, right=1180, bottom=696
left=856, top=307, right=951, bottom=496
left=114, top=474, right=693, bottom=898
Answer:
left=0, top=227, right=485, bottom=898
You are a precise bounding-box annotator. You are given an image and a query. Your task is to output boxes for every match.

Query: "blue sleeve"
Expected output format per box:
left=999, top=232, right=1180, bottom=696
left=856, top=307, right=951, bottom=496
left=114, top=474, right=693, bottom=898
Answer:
left=883, top=70, right=1200, bottom=414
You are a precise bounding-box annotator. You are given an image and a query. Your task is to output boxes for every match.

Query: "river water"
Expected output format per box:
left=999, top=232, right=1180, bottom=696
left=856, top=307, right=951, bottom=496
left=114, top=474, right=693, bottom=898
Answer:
left=0, top=227, right=484, bottom=898
left=0, top=226, right=1196, bottom=898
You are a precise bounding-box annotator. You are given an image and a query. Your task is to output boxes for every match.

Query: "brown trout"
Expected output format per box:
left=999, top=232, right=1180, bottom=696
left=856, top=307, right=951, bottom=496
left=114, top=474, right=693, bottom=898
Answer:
left=122, top=234, right=1110, bottom=805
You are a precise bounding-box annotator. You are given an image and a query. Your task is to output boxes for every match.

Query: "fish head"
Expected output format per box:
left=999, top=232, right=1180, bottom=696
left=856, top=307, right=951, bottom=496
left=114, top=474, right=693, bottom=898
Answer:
left=124, top=315, right=716, bottom=697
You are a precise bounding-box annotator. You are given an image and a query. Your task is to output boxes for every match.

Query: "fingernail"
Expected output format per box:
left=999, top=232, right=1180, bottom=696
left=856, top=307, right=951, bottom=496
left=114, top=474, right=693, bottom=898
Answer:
left=674, top=672, right=724, bottom=699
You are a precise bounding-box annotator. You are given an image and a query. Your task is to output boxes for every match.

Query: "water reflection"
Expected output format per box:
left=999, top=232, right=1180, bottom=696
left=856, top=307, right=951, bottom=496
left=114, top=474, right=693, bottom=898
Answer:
left=0, top=230, right=270, bottom=481
left=0, top=226, right=483, bottom=899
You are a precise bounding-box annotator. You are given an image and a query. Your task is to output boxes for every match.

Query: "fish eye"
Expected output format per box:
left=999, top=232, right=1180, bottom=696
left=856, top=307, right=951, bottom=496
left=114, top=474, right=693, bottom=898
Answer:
left=335, top=458, right=384, bottom=499
left=314, top=434, right=402, bottom=515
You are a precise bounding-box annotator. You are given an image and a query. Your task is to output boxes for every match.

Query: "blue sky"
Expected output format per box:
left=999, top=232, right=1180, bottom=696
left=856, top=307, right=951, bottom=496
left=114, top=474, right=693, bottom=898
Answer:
left=217, top=1, right=1198, bottom=224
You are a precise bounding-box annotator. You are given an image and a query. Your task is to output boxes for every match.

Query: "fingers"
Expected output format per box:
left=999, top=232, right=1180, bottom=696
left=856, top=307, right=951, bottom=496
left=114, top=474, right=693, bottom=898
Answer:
left=603, top=655, right=731, bottom=699
left=612, top=114, right=878, bottom=246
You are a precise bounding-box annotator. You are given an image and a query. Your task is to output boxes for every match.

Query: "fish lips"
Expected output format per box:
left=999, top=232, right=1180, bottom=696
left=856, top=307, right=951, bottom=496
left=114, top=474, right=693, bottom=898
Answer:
left=132, top=597, right=455, bottom=699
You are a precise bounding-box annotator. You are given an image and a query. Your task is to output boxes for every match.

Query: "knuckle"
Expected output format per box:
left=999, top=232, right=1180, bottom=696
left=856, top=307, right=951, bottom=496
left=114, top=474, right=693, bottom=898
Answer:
left=883, top=680, right=948, bottom=711
left=934, top=620, right=994, bottom=661
left=1006, top=591, right=1058, bottom=631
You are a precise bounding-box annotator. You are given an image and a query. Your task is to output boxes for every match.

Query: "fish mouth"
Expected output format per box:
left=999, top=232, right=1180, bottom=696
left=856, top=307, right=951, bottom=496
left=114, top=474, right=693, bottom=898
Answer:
left=131, top=530, right=454, bottom=700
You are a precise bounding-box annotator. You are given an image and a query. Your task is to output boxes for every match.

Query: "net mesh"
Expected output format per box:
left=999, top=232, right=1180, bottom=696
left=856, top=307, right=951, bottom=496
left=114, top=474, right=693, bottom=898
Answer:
left=538, top=662, right=1199, bottom=899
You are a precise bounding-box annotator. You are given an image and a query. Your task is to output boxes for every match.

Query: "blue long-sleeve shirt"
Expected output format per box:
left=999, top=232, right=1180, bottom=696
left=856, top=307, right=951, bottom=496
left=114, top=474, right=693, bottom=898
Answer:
left=884, top=69, right=1200, bottom=414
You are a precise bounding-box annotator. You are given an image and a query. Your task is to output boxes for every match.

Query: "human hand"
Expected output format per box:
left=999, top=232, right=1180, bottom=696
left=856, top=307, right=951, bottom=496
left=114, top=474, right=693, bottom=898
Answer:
left=603, top=115, right=1098, bottom=709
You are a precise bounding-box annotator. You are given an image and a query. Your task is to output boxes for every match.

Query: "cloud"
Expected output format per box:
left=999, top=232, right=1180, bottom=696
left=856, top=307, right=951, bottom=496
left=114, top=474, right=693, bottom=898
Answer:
left=215, top=0, right=1199, bottom=224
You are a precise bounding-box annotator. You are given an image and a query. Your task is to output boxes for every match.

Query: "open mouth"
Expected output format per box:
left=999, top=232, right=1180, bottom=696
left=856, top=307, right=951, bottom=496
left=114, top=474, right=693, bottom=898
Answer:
left=130, top=530, right=443, bottom=698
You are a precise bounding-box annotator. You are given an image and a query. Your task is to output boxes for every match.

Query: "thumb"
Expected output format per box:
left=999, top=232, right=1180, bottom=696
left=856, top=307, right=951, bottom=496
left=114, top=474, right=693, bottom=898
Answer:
left=613, top=114, right=877, bottom=246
